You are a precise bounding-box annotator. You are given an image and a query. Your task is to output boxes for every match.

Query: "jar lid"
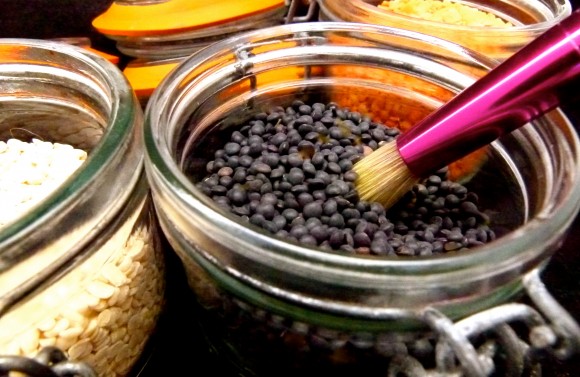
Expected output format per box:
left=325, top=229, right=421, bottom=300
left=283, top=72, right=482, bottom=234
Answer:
left=111, top=7, right=287, bottom=59
left=92, top=0, right=286, bottom=37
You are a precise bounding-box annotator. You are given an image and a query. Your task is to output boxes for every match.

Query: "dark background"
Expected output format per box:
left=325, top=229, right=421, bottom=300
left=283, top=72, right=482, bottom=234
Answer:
left=0, top=1, right=115, bottom=49
left=1, top=1, right=580, bottom=376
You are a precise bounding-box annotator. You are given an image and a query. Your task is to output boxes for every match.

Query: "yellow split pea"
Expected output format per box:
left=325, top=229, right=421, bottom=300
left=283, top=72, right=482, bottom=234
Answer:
left=379, top=0, right=513, bottom=27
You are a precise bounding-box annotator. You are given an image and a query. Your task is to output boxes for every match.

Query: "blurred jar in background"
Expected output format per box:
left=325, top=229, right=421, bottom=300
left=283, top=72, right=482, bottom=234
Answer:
left=92, top=0, right=288, bottom=105
left=317, top=0, right=572, bottom=62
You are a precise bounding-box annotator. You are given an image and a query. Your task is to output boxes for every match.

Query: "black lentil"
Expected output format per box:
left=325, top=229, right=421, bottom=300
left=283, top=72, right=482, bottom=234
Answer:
left=196, top=100, right=496, bottom=256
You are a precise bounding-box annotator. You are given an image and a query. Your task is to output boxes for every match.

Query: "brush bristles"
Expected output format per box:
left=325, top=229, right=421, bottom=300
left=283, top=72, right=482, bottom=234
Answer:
left=353, top=141, right=420, bottom=209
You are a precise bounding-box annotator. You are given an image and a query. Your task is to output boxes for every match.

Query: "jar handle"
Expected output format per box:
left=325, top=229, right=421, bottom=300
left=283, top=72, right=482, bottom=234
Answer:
left=407, top=268, right=580, bottom=377
left=523, top=268, right=580, bottom=357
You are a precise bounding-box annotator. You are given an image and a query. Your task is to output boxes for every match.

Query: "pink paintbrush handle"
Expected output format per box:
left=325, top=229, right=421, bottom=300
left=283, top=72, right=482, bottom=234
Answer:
left=397, top=9, right=580, bottom=177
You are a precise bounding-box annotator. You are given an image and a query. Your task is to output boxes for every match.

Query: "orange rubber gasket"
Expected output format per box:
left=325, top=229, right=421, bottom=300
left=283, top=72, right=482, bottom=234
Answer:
left=83, top=46, right=120, bottom=65
left=93, top=0, right=286, bottom=37
left=123, top=60, right=181, bottom=97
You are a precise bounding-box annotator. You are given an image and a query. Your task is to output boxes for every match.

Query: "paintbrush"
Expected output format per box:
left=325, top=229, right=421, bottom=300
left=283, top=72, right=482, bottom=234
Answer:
left=354, top=9, right=580, bottom=209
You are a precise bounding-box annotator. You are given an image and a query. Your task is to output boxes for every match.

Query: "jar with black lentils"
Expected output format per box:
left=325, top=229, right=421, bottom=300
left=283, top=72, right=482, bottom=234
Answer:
left=0, top=39, right=165, bottom=377
left=143, top=22, right=580, bottom=376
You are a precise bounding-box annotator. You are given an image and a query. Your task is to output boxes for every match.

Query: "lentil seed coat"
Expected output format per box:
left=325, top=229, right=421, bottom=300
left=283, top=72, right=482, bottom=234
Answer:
left=196, top=100, right=495, bottom=256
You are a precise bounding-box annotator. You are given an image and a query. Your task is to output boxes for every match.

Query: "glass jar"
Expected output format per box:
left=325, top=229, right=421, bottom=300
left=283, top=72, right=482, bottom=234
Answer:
left=0, top=39, right=165, bottom=377
left=92, top=0, right=287, bottom=60
left=92, top=0, right=288, bottom=106
left=317, top=0, right=572, bottom=62
left=143, top=22, right=580, bottom=376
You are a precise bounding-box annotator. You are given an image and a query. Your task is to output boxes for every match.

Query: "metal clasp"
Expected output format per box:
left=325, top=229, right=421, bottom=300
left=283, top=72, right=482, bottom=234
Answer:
left=0, top=346, right=96, bottom=377
left=285, top=0, right=319, bottom=24
left=391, top=268, right=580, bottom=376
left=232, top=30, right=325, bottom=96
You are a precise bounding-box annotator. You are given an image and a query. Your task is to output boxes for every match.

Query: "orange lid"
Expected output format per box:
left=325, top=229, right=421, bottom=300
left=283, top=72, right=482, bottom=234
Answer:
left=93, top=0, right=286, bottom=37
left=123, top=59, right=181, bottom=98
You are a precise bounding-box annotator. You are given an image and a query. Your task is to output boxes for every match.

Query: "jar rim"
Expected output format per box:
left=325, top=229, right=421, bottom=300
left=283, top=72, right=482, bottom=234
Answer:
left=0, top=39, right=140, bottom=246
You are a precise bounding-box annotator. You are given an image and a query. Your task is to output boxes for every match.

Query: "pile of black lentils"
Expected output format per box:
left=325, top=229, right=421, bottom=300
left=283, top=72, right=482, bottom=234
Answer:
left=196, top=100, right=496, bottom=256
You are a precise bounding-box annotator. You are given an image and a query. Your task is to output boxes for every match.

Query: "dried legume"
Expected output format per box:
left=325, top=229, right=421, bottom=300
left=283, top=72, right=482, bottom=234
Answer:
left=0, top=138, right=86, bottom=226
left=0, top=138, right=164, bottom=377
left=379, top=0, right=513, bottom=27
left=0, top=209, right=164, bottom=377
left=195, top=100, right=495, bottom=257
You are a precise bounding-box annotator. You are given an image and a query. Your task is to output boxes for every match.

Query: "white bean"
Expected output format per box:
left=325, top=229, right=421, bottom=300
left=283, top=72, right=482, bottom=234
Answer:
left=68, top=338, right=93, bottom=359
left=86, top=281, right=116, bottom=300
